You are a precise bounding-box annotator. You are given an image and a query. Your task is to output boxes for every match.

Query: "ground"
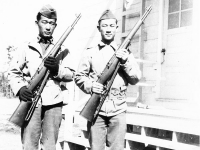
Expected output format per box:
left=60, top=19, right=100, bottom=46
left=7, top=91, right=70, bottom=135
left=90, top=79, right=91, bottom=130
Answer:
left=0, top=96, right=22, bottom=150
left=0, top=96, right=64, bottom=150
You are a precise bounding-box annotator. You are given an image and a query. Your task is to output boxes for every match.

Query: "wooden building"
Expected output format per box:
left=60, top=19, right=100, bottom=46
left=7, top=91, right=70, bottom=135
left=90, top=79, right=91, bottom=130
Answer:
left=62, top=0, right=200, bottom=149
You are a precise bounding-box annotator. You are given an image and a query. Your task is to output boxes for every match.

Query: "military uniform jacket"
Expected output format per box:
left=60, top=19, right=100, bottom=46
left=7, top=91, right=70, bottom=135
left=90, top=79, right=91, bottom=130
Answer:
left=8, top=37, right=74, bottom=106
left=75, top=41, right=141, bottom=116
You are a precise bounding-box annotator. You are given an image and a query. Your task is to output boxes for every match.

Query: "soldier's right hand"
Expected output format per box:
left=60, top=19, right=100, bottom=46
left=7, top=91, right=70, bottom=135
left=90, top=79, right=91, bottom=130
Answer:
left=92, top=82, right=104, bottom=94
left=19, top=86, right=33, bottom=102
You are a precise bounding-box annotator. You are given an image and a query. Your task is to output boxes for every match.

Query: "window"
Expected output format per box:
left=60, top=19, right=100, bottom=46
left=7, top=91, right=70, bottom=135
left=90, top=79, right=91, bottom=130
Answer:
left=168, top=0, right=193, bottom=29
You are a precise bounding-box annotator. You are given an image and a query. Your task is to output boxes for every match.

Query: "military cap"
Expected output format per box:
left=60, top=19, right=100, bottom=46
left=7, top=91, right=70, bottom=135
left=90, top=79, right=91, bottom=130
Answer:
left=98, top=9, right=117, bottom=22
left=39, top=4, right=57, bottom=19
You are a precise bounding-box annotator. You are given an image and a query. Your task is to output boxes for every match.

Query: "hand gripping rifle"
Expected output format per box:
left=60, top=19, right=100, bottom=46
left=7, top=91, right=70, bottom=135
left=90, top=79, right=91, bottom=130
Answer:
left=80, top=6, right=152, bottom=122
left=9, top=14, right=81, bottom=128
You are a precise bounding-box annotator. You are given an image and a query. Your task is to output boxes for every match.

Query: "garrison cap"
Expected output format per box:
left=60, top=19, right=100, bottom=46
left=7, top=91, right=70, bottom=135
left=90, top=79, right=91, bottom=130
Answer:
left=39, top=4, right=57, bottom=19
left=98, top=9, right=117, bottom=22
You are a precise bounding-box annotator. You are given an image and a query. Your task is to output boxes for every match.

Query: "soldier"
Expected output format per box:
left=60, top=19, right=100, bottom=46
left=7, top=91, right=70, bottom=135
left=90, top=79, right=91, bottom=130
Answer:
left=75, top=10, right=141, bottom=150
left=7, top=4, right=75, bottom=150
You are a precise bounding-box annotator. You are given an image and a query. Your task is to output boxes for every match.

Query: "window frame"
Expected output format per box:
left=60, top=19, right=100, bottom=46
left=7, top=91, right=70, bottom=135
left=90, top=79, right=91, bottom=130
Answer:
left=167, top=0, right=193, bottom=30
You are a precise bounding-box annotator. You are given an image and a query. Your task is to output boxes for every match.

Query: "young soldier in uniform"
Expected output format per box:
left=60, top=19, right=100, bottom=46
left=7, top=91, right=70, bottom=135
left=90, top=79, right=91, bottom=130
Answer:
left=75, top=10, right=141, bottom=150
left=7, top=4, right=74, bottom=150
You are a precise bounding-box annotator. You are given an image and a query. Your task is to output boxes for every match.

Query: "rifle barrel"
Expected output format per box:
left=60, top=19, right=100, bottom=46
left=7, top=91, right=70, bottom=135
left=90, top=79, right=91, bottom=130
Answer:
left=80, top=6, right=152, bottom=122
left=9, top=14, right=82, bottom=128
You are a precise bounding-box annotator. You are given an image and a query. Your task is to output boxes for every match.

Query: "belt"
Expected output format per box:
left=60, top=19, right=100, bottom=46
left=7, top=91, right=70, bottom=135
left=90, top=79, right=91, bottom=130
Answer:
left=108, top=86, right=127, bottom=100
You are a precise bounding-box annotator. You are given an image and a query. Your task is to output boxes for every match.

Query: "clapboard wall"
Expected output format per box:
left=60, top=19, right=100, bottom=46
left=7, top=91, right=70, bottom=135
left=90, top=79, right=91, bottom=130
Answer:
left=65, top=0, right=200, bottom=113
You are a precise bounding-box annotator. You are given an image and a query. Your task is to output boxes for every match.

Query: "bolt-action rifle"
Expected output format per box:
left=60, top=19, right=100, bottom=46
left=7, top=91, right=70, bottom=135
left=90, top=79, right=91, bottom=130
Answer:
left=9, top=14, right=81, bottom=128
left=80, top=6, right=152, bottom=122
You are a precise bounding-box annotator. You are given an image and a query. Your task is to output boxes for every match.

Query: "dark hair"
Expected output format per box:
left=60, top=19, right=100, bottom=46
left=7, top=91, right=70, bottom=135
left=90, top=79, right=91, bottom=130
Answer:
left=36, top=13, right=42, bottom=21
left=36, top=13, right=57, bottom=22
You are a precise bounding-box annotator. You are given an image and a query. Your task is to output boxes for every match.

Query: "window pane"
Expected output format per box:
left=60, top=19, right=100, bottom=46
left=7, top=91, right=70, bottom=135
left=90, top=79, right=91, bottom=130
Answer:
left=181, top=0, right=193, bottom=10
left=168, top=13, right=179, bottom=29
left=181, top=10, right=192, bottom=27
left=169, top=0, right=180, bottom=13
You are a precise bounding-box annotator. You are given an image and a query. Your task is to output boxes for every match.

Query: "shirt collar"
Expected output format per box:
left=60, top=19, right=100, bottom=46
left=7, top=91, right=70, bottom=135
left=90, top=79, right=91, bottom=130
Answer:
left=37, top=35, right=53, bottom=44
left=98, top=40, right=118, bottom=51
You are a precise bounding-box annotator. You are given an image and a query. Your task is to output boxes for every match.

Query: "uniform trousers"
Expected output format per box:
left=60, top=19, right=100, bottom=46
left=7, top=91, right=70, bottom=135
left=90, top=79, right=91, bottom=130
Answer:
left=21, top=102, right=63, bottom=150
left=88, top=112, right=126, bottom=150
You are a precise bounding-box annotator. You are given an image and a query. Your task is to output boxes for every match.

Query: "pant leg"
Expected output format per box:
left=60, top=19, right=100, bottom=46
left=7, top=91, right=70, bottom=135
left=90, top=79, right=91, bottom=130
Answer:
left=107, top=112, right=126, bottom=150
left=21, top=104, right=42, bottom=150
left=89, top=115, right=107, bottom=150
left=40, top=102, right=63, bottom=150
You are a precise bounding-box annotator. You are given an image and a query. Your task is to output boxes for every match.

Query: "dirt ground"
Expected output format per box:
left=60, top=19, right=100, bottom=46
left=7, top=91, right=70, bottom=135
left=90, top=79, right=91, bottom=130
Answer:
left=0, top=97, right=21, bottom=150
left=0, top=96, right=64, bottom=150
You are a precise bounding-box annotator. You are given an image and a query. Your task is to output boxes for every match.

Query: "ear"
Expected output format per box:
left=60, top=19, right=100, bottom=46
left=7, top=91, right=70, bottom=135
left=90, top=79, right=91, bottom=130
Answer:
left=97, top=25, right=100, bottom=32
left=35, top=21, right=38, bottom=26
left=116, top=25, right=118, bottom=30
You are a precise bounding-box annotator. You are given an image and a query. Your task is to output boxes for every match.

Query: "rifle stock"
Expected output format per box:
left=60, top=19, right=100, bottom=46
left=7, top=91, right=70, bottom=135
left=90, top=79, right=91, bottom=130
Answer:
left=80, top=6, right=152, bottom=122
left=80, top=93, right=101, bottom=120
left=9, top=14, right=82, bottom=128
left=9, top=101, right=32, bottom=127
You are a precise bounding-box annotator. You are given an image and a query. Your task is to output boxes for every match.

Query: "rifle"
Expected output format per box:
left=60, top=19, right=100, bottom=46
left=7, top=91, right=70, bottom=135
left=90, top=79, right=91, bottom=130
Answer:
left=9, top=13, right=82, bottom=128
left=80, top=6, right=152, bottom=122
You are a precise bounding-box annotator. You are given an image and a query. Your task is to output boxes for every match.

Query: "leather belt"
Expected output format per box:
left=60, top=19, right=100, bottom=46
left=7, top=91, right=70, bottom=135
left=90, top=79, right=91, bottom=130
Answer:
left=108, top=86, right=127, bottom=100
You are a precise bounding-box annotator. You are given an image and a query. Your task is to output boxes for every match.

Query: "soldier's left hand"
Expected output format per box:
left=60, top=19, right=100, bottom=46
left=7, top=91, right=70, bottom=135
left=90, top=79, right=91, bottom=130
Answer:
left=116, top=48, right=129, bottom=64
left=44, top=56, right=59, bottom=76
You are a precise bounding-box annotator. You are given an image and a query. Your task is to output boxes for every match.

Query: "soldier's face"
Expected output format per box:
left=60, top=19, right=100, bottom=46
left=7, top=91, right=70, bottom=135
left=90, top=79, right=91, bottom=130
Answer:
left=98, top=19, right=118, bottom=42
left=36, top=15, right=57, bottom=39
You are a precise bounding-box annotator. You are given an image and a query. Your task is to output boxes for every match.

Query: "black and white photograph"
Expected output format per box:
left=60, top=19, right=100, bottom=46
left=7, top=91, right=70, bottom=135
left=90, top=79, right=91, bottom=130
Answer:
left=0, top=0, right=199, bottom=150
